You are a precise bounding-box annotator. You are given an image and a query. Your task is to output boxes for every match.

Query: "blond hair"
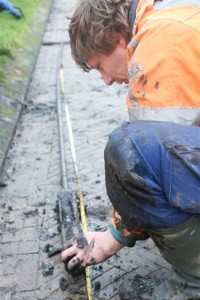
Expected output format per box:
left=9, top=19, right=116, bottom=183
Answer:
left=69, top=0, right=133, bottom=72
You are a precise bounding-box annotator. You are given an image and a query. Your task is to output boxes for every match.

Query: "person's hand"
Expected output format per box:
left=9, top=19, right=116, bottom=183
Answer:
left=60, top=228, right=123, bottom=276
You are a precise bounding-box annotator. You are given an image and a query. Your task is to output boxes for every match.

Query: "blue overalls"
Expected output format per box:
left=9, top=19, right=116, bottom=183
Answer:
left=105, top=121, right=200, bottom=299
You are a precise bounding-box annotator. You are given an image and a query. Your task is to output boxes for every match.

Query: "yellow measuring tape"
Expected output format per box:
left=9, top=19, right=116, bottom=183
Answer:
left=78, top=182, right=92, bottom=300
left=60, top=66, right=93, bottom=300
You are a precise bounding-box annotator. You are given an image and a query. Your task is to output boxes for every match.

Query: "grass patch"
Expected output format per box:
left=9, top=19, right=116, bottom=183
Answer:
left=0, top=102, right=16, bottom=120
left=0, top=0, right=41, bottom=76
left=0, top=70, right=6, bottom=82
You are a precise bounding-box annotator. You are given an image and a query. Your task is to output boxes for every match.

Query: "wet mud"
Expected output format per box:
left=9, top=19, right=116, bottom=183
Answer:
left=64, top=260, right=86, bottom=277
left=59, top=277, right=69, bottom=291
left=119, top=275, right=154, bottom=300
left=42, top=262, right=55, bottom=277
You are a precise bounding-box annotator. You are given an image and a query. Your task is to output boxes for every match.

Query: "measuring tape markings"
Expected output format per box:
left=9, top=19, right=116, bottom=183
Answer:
left=60, top=66, right=93, bottom=300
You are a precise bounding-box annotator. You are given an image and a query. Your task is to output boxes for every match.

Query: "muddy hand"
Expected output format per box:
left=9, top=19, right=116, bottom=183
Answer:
left=61, top=233, right=100, bottom=276
left=60, top=230, right=123, bottom=276
left=63, top=235, right=96, bottom=276
left=68, top=236, right=95, bottom=276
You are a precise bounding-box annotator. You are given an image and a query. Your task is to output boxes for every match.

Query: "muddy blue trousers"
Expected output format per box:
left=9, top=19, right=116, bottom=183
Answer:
left=105, top=121, right=200, bottom=296
left=105, top=121, right=200, bottom=246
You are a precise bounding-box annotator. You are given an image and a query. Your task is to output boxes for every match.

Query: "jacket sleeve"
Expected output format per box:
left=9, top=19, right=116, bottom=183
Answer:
left=109, top=208, right=149, bottom=247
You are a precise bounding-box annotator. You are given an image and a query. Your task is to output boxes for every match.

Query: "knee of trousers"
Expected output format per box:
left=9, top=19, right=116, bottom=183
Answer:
left=104, top=122, right=140, bottom=178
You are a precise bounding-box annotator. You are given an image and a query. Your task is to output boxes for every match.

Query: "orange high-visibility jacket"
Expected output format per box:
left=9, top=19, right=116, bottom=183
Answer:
left=127, top=0, right=200, bottom=124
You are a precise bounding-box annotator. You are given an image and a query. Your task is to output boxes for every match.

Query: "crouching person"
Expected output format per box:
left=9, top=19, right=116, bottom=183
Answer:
left=61, top=121, right=200, bottom=300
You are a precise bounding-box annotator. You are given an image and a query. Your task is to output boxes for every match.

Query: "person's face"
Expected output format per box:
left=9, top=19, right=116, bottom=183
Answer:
left=87, top=36, right=129, bottom=86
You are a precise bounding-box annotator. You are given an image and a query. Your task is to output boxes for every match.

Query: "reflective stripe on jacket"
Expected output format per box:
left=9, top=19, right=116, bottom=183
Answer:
left=127, top=0, right=200, bottom=124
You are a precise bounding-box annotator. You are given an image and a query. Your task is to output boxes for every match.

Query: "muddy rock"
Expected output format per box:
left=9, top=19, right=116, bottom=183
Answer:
left=42, top=262, right=54, bottom=277
left=59, top=277, right=69, bottom=291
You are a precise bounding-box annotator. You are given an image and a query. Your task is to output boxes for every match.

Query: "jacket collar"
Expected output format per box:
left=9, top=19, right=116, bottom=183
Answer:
left=128, top=0, right=140, bottom=40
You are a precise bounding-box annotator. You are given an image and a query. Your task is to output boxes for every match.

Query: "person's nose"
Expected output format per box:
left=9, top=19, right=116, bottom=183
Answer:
left=100, top=71, right=113, bottom=86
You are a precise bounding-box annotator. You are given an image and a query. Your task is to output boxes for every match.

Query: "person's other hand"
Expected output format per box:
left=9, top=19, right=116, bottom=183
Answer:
left=60, top=228, right=123, bottom=276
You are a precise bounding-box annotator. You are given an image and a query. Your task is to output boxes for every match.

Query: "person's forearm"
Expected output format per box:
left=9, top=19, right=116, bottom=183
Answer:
left=102, top=227, right=124, bottom=256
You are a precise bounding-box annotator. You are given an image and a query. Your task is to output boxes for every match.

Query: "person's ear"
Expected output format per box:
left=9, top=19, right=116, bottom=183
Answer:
left=118, top=34, right=128, bottom=48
